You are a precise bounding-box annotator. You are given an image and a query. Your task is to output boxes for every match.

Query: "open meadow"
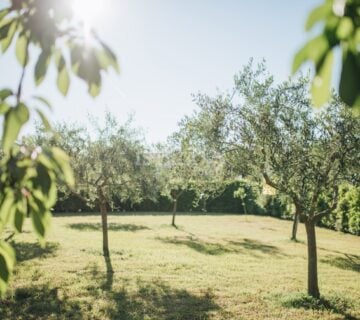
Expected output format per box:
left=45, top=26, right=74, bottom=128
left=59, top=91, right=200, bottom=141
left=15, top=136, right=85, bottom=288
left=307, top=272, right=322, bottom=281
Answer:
left=0, top=214, right=359, bottom=320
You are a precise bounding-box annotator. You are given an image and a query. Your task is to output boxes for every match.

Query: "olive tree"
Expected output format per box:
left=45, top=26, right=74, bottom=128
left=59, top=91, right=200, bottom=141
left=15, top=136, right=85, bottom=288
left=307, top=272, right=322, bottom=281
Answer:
left=159, top=141, right=200, bottom=226
left=188, top=62, right=360, bottom=298
left=53, top=114, right=157, bottom=256
left=159, top=134, right=225, bottom=226
left=0, top=0, right=118, bottom=294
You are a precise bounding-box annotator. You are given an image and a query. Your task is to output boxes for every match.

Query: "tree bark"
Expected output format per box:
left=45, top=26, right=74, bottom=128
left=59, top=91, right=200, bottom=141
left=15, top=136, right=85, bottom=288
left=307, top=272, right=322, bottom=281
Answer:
left=172, top=198, right=178, bottom=227
left=291, top=211, right=300, bottom=241
left=99, top=195, right=109, bottom=257
left=242, top=200, right=247, bottom=215
left=305, top=219, right=320, bottom=298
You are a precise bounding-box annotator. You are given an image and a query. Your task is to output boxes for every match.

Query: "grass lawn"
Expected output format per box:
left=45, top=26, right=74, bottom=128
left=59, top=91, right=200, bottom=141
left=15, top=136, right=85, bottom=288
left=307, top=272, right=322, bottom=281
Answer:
left=0, top=213, right=359, bottom=320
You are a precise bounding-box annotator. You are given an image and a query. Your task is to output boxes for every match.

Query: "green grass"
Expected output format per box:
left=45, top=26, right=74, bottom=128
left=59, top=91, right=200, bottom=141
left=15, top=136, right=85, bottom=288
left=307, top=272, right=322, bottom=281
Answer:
left=1, top=213, right=359, bottom=320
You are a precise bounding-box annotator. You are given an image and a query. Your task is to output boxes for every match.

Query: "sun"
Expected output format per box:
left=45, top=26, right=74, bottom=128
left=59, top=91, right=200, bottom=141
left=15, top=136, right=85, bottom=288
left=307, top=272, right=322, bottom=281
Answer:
left=71, top=0, right=110, bottom=28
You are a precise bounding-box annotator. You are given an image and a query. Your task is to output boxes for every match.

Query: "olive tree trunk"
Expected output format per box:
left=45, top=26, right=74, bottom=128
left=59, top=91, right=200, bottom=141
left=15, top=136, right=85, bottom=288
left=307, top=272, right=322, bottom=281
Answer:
left=171, top=190, right=184, bottom=227
left=99, top=191, right=110, bottom=257
left=242, top=199, right=247, bottom=215
left=305, top=219, right=320, bottom=298
left=291, top=211, right=300, bottom=241
left=172, top=198, right=178, bottom=226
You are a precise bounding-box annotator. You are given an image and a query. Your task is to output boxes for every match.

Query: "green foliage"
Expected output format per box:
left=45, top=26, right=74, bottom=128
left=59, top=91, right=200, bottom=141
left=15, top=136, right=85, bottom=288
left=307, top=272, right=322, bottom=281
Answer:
left=335, top=184, right=360, bottom=235
left=34, top=114, right=158, bottom=212
left=158, top=126, right=227, bottom=216
left=0, top=241, right=15, bottom=295
left=0, top=0, right=118, bottom=97
left=260, top=194, right=293, bottom=219
left=2, top=102, right=29, bottom=153
left=207, top=180, right=262, bottom=214
left=294, top=0, right=360, bottom=112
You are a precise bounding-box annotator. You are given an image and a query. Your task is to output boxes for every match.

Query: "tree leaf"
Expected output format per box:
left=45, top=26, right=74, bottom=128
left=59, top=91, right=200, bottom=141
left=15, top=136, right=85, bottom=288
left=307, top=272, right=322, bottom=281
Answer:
left=339, top=50, right=360, bottom=109
left=1, top=20, right=16, bottom=53
left=0, top=241, right=15, bottom=297
left=0, top=192, right=15, bottom=226
left=29, top=196, right=51, bottom=241
left=0, top=88, right=12, bottom=100
left=35, top=50, right=51, bottom=85
left=46, top=181, right=57, bottom=209
left=336, top=17, right=354, bottom=40
left=35, top=108, right=52, bottom=131
left=30, top=208, right=46, bottom=239
left=292, top=35, right=330, bottom=74
left=0, top=102, right=9, bottom=114
left=55, top=51, right=70, bottom=96
left=99, top=40, right=119, bottom=73
left=95, top=49, right=112, bottom=70
left=305, top=1, right=332, bottom=31
left=16, top=35, right=28, bottom=67
left=0, top=9, right=9, bottom=23
left=2, top=103, right=30, bottom=153
left=13, top=198, right=26, bottom=233
left=311, top=51, right=333, bottom=107
left=0, top=21, right=11, bottom=41
left=89, top=82, right=101, bottom=97
left=57, top=64, right=70, bottom=96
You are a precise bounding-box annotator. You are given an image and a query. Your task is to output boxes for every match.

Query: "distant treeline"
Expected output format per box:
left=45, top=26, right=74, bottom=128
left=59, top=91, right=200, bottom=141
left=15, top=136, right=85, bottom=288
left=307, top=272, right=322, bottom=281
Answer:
left=54, top=180, right=360, bottom=236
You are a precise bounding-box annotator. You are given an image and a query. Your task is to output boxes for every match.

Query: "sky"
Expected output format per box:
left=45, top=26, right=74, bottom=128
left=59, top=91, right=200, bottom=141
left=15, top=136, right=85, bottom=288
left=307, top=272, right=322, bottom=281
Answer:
left=0, top=0, right=323, bottom=144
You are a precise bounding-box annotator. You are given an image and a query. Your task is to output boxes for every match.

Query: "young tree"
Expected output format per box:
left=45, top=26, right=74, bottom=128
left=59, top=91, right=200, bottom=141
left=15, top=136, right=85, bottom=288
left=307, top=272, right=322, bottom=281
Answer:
left=159, top=142, right=198, bottom=226
left=188, top=62, right=360, bottom=298
left=53, top=114, right=157, bottom=256
left=159, top=135, right=225, bottom=226
left=0, top=0, right=118, bottom=294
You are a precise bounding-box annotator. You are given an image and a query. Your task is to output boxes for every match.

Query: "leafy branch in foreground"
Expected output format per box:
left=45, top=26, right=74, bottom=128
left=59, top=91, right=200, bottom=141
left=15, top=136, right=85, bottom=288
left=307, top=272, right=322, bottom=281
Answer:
left=0, top=0, right=118, bottom=296
left=293, top=0, right=360, bottom=113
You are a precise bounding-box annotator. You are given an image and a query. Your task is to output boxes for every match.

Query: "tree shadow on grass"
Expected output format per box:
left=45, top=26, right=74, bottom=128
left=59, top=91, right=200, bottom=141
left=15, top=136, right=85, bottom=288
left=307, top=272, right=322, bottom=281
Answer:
left=157, top=236, right=283, bottom=256
left=108, top=281, right=219, bottom=320
left=228, top=238, right=283, bottom=255
left=321, top=254, right=360, bottom=273
left=2, top=264, right=219, bottom=320
left=82, top=261, right=220, bottom=320
left=103, top=255, right=114, bottom=291
left=158, top=236, right=237, bottom=255
left=0, top=285, right=83, bottom=320
left=67, top=223, right=150, bottom=232
left=11, top=241, right=59, bottom=263
left=280, top=292, right=359, bottom=320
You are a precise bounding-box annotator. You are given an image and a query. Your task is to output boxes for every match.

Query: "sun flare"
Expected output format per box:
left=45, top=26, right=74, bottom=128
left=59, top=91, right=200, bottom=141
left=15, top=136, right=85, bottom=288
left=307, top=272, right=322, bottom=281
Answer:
left=71, top=0, right=110, bottom=28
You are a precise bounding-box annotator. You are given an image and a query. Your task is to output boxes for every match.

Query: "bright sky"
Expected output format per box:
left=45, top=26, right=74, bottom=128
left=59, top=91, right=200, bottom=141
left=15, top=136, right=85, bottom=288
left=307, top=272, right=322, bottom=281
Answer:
left=0, top=0, right=322, bottom=144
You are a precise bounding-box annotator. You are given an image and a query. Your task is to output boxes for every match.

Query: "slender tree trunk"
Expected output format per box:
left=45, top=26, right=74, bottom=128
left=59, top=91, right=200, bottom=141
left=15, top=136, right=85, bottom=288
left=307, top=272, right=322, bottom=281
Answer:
left=99, top=194, right=109, bottom=257
left=291, top=211, right=300, bottom=241
left=305, top=219, right=320, bottom=298
left=172, top=198, right=178, bottom=226
left=242, top=199, right=247, bottom=215
left=171, top=190, right=184, bottom=227
left=202, top=197, right=207, bottom=212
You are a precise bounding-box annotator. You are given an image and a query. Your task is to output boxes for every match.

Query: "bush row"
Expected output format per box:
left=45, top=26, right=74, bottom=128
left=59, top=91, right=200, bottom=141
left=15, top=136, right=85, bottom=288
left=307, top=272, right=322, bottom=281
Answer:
left=53, top=181, right=360, bottom=235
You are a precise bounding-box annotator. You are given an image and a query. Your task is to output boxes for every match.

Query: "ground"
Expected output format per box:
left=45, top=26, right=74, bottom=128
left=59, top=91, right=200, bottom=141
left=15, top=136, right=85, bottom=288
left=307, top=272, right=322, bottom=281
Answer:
left=0, top=213, right=359, bottom=320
